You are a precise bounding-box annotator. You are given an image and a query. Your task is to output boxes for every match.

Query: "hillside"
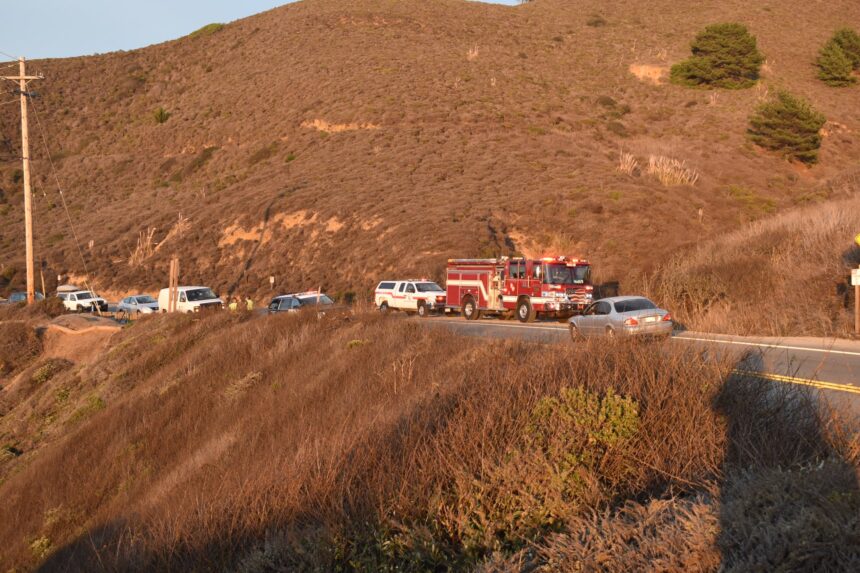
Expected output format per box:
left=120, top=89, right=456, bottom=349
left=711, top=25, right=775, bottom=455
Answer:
left=1, top=0, right=859, bottom=301
left=1, top=310, right=858, bottom=571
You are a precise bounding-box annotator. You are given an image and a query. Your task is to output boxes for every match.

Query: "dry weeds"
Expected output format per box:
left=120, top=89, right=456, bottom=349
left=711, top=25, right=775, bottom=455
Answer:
left=0, top=311, right=855, bottom=571
left=647, top=155, right=700, bottom=186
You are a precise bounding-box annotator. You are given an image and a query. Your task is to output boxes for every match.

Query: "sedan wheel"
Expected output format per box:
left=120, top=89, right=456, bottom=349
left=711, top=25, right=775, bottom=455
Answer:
left=569, top=324, right=581, bottom=342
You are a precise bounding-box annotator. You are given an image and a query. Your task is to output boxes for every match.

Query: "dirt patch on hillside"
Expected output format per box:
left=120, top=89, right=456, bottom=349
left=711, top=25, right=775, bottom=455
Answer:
left=40, top=316, right=120, bottom=365
left=629, top=63, right=669, bottom=85
left=301, top=119, right=380, bottom=133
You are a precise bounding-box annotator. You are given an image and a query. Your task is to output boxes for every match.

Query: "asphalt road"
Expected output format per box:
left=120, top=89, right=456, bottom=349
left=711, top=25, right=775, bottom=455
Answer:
left=421, top=315, right=860, bottom=408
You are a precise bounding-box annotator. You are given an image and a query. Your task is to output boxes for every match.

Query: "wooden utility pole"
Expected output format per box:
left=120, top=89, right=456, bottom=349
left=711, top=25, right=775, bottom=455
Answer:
left=2, top=58, right=43, bottom=304
left=168, top=256, right=180, bottom=312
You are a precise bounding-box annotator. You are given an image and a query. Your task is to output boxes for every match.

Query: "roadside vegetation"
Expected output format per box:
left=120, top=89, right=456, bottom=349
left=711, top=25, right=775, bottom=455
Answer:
left=817, top=28, right=860, bottom=86
left=644, top=194, right=860, bottom=337
left=1, top=311, right=858, bottom=571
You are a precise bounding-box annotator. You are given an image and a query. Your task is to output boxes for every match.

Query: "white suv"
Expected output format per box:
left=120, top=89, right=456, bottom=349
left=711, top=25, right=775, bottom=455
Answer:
left=375, top=280, right=446, bottom=317
left=58, top=290, right=108, bottom=313
left=157, top=286, right=224, bottom=313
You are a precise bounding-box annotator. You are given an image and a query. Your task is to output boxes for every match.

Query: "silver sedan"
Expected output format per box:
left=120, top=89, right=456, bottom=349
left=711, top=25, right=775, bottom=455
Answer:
left=118, top=294, right=159, bottom=315
left=569, top=296, right=673, bottom=339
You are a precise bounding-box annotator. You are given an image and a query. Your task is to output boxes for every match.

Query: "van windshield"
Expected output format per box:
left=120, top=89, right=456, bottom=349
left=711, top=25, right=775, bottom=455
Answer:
left=186, top=288, right=218, bottom=301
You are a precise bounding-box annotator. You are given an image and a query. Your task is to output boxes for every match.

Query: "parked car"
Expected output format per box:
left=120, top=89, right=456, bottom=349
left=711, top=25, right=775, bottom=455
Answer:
left=568, top=296, right=673, bottom=339
left=6, top=291, right=45, bottom=304
left=58, top=290, right=108, bottom=313
left=118, top=294, right=159, bottom=315
left=374, top=279, right=446, bottom=317
left=267, top=291, right=339, bottom=316
left=157, top=286, right=223, bottom=313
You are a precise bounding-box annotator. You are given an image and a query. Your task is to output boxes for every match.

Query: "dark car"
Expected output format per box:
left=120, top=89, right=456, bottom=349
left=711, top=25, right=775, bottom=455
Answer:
left=7, top=291, right=45, bottom=304
left=267, top=291, right=346, bottom=317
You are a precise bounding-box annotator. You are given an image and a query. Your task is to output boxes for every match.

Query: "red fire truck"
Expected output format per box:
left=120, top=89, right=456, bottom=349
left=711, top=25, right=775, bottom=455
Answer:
left=446, top=256, right=593, bottom=322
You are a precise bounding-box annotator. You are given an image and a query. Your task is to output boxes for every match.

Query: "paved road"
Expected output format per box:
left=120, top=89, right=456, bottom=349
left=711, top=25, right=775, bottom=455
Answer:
left=421, top=315, right=860, bottom=407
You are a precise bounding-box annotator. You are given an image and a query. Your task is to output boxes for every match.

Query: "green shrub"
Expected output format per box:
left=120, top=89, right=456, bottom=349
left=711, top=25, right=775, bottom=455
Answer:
left=817, top=39, right=856, bottom=86
left=670, top=23, right=764, bottom=89
left=832, top=28, right=860, bottom=68
left=153, top=107, right=171, bottom=124
left=747, top=91, right=826, bottom=164
left=188, top=23, right=225, bottom=39
left=30, top=359, right=72, bottom=386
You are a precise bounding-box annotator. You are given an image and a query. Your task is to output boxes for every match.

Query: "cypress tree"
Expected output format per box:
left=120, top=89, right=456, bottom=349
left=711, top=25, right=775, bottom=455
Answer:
left=747, top=91, right=826, bottom=164
left=832, top=28, right=860, bottom=69
left=670, top=23, right=764, bottom=89
left=817, top=40, right=856, bottom=86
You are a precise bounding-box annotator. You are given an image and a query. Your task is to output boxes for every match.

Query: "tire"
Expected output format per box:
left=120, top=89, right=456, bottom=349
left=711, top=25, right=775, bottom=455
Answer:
left=76, top=305, right=84, bottom=314
left=516, top=298, right=536, bottom=323
left=379, top=302, right=390, bottom=314
left=462, top=296, right=480, bottom=320
left=569, top=324, right=581, bottom=342
left=417, top=301, right=428, bottom=318
left=606, top=326, right=616, bottom=338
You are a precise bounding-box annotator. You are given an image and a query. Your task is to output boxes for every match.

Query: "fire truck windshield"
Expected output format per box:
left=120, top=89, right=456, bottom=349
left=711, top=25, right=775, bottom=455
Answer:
left=544, top=264, right=590, bottom=285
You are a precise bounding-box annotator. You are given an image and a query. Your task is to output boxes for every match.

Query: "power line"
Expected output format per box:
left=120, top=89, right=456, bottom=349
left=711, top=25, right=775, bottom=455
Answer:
left=0, top=49, right=19, bottom=61
left=29, top=96, right=95, bottom=289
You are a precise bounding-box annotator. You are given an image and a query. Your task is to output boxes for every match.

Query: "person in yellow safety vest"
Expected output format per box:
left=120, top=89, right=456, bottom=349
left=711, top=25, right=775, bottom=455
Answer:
left=228, top=297, right=239, bottom=312
left=855, top=233, right=860, bottom=247
left=245, top=296, right=254, bottom=311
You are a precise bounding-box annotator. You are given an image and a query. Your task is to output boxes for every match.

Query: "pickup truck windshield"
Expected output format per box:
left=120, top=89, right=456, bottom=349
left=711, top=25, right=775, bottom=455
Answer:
left=76, top=292, right=96, bottom=300
left=544, top=265, right=590, bottom=285
left=186, top=288, right=218, bottom=302
left=416, top=282, right=444, bottom=292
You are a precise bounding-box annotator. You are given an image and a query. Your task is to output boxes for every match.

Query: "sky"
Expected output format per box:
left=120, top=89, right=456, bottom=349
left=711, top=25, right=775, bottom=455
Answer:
left=1, top=0, right=520, bottom=60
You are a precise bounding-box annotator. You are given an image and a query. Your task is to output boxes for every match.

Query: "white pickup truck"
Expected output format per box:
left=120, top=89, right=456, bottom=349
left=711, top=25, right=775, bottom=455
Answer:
left=58, top=290, right=109, bottom=313
left=374, top=279, right=446, bottom=317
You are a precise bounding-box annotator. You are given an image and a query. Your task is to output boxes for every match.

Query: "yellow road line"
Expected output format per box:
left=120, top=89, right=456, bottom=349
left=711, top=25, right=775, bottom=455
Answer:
left=732, top=369, right=860, bottom=395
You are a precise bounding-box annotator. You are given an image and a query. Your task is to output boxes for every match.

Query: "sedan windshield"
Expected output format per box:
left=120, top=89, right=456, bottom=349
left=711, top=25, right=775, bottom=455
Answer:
left=135, top=295, right=157, bottom=304
left=614, top=298, right=657, bottom=313
left=544, top=265, right=591, bottom=285
left=186, top=288, right=218, bottom=302
left=416, top=282, right=444, bottom=293
left=298, top=295, right=334, bottom=306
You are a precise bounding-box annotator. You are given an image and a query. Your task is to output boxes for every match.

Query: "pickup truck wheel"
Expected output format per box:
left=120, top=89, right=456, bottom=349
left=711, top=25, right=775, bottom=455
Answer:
left=76, top=305, right=84, bottom=314
left=462, top=296, right=480, bottom=320
left=516, top=298, right=536, bottom=323
left=379, top=302, right=390, bottom=314
left=417, top=301, right=428, bottom=318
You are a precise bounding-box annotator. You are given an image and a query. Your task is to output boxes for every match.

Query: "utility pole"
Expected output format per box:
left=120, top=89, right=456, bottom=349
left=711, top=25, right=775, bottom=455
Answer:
left=2, top=58, right=43, bottom=304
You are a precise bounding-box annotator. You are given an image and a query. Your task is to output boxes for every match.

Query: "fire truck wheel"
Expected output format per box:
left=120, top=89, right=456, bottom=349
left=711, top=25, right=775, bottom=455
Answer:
left=417, top=301, right=428, bottom=318
left=516, top=298, right=536, bottom=323
left=462, top=297, right=480, bottom=320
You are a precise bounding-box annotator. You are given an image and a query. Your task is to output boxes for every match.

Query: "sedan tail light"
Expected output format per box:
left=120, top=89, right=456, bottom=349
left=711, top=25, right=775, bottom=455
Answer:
left=623, top=317, right=639, bottom=326
left=662, top=313, right=672, bottom=322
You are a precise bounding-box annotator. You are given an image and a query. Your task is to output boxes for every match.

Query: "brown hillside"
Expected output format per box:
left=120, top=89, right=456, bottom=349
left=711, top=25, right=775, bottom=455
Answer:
left=1, top=0, right=859, bottom=299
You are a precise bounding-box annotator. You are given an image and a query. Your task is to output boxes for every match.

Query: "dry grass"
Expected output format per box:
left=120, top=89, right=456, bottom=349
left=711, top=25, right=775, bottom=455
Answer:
left=0, top=311, right=856, bottom=571
left=646, top=154, right=700, bottom=186
left=128, top=227, right=156, bottom=267
left=642, top=194, right=860, bottom=336
left=617, top=149, right=639, bottom=176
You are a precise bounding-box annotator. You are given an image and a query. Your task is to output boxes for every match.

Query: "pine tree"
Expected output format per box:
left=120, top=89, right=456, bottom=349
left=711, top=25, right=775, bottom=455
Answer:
left=747, top=91, right=827, bottom=164
left=817, top=40, right=856, bottom=86
left=670, top=23, right=764, bottom=89
left=832, top=28, right=860, bottom=69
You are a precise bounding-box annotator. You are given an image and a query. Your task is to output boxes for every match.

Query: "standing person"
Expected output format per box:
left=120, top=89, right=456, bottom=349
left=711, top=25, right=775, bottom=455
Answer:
left=245, top=295, right=255, bottom=312
left=228, top=296, right=238, bottom=312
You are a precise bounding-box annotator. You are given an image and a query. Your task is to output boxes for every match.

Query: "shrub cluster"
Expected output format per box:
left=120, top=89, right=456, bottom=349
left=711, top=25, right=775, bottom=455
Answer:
left=670, top=23, right=764, bottom=89
left=817, top=28, right=860, bottom=86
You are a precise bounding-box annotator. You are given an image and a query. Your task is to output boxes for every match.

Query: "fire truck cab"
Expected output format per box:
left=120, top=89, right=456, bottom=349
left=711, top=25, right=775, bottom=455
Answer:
left=446, top=256, right=592, bottom=322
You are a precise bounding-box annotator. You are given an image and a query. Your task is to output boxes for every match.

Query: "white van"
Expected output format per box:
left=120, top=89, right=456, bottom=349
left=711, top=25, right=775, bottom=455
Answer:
left=157, top=286, right=224, bottom=313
